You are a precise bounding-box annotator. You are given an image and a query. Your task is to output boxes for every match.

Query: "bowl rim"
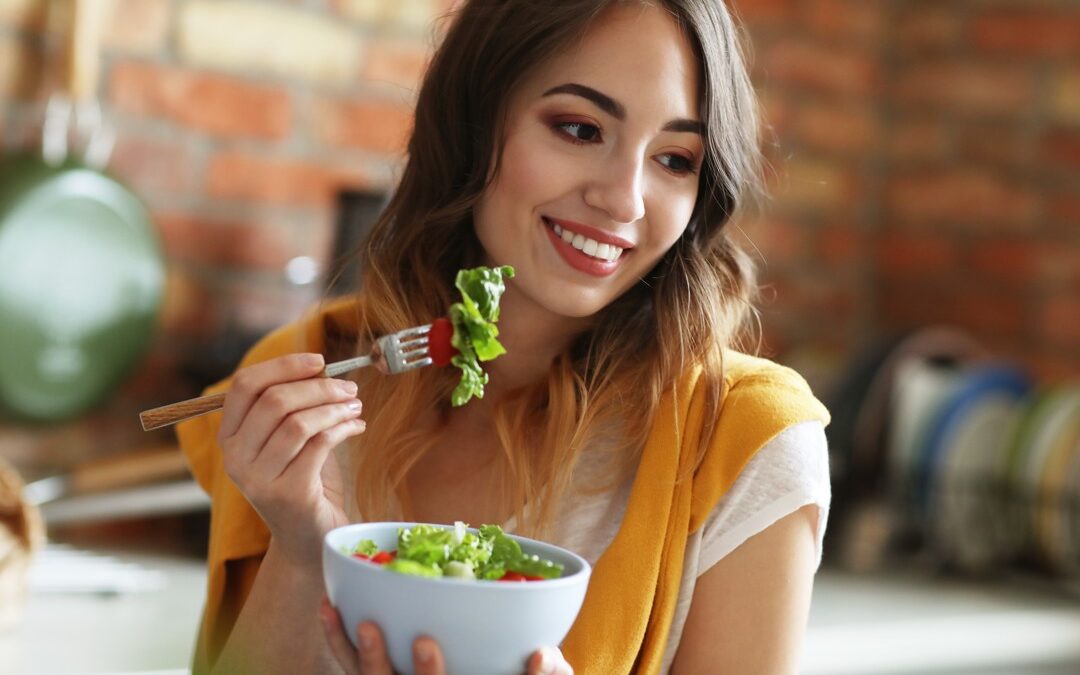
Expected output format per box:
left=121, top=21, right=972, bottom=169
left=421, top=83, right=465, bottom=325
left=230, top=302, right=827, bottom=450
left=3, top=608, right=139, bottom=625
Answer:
left=324, top=521, right=592, bottom=591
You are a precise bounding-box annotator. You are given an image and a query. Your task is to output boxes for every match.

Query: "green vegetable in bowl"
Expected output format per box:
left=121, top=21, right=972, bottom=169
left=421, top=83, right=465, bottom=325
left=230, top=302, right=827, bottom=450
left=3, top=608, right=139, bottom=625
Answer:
left=344, top=521, right=563, bottom=582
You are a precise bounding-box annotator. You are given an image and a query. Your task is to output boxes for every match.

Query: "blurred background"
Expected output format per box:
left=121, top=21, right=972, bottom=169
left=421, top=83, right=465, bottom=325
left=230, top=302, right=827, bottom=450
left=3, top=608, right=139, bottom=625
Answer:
left=0, top=0, right=1077, bottom=673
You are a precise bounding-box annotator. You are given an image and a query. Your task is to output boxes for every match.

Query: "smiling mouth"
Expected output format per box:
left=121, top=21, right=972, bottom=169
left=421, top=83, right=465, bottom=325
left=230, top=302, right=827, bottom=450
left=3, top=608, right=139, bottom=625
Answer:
left=542, top=217, right=625, bottom=263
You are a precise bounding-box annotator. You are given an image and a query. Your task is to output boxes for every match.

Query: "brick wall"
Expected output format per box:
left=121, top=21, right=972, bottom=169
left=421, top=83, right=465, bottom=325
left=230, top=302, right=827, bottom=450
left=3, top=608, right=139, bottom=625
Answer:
left=732, top=0, right=1080, bottom=385
left=0, top=0, right=445, bottom=469
left=0, top=0, right=1076, bottom=470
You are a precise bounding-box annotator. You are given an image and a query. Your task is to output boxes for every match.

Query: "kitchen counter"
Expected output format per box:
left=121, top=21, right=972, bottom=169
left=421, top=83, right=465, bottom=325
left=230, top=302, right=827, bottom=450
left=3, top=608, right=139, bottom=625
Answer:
left=4, top=547, right=1080, bottom=675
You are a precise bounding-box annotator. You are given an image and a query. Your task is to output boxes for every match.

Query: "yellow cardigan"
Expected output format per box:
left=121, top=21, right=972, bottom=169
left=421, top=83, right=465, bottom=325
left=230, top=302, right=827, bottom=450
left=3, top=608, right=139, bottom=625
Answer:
left=177, top=297, right=829, bottom=674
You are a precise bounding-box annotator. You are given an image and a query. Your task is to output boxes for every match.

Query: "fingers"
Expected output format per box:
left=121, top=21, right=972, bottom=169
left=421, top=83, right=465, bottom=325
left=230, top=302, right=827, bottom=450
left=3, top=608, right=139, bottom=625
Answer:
left=319, top=598, right=360, bottom=675
left=218, top=353, right=326, bottom=440
left=356, top=622, right=396, bottom=675
left=528, top=647, right=573, bottom=675
left=247, top=400, right=365, bottom=484
left=282, top=416, right=367, bottom=488
left=412, top=636, right=446, bottom=675
left=232, top=377, right=360, bottom=464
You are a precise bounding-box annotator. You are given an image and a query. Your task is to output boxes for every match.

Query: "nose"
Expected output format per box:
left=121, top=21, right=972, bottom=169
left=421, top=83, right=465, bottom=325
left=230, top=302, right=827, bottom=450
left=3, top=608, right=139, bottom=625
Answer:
left=583, top=151, right=646, bottom=224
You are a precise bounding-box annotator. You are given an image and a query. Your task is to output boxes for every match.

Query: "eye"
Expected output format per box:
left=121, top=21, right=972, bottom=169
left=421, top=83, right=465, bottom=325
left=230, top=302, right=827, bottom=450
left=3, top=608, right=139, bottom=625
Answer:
left=657, top=153, right=698, bottom=176
left=554, top=121, right=602, bottom=144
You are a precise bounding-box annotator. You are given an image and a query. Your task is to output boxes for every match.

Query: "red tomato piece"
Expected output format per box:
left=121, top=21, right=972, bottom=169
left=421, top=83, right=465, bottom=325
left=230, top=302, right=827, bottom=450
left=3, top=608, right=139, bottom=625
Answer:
left=351, top=553, right=371, bottom=561
left=428, top=317, right=455, bottom=367
left=498, top=571, right=544, bottom=582
left=371, top=551, right=396, bottom=565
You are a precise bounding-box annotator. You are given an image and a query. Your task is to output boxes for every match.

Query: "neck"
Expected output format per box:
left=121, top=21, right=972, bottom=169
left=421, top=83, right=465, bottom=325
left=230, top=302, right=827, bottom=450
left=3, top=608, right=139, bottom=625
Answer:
left=480, top=283, right=591, bottom=397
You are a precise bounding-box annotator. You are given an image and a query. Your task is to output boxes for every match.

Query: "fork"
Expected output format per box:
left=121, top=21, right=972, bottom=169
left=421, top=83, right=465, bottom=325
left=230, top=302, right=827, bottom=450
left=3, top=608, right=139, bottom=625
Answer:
left=138, top=324, right=433, bottom=432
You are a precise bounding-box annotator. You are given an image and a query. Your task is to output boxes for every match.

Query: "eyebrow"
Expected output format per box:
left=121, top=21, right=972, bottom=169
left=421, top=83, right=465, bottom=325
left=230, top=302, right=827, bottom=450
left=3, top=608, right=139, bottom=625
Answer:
left=541, top=82, right=704, bottom=136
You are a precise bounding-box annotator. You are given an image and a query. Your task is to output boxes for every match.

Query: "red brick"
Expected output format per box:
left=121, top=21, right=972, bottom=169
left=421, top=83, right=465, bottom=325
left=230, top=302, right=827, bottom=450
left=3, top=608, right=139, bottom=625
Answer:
left=361, top=38, right=431, bottom=93
left=877, top=231, right=958, bottom=277
left=1039, top=294, right=1080, bottom=346
left=879, top=285, right=1023, bottom=339
left=1049, top=193, right=1080, bottom=229
left=311, top=97, right=414, bottom=155
left=951, top=290, right=1026, bottom=339
left=888, top=120, right=951, bottom=163
left=729, top=0, right=797, bottom=28
left=893, top=61, right=1034, bottom=118
left=972, top=11, right=1080, bottom=59
left=154, top=213, right=297, bottom=270
left=758, top=89, right=794, bottom=140
left=1027, top=352, right=1080, bottom=383
left=760, top=40, right=879, bottom=97
left=772, top=158, right=855, bottom=212
left=1039, top=242, right=1080, bottom=287
left=109, top=61, right=292, bottom=140
left=895, top=5, right=961, bottom=51
left=109, top=135, right=193, bottom=196
left=970, top=238, right=1037, bottom=286
left=957, top=124, right=1033, bottom=169
left=206, top=152, right=368, bottom=208
left=744, top=216, right=808, bottom=266
left=803, top=0, right=885, bottom=44
left=817, top=224, right=866, bottom=267
left=794, top=101, right=880, bottom=155
left=887, top=168, right=1039, bottom=229
left=1041, top=129, right=1080, bottom=171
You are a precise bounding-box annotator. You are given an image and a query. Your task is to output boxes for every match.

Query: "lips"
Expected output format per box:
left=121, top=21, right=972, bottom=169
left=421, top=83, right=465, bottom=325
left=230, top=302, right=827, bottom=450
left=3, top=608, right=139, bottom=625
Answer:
left=541, top=216, right=632, bottom=277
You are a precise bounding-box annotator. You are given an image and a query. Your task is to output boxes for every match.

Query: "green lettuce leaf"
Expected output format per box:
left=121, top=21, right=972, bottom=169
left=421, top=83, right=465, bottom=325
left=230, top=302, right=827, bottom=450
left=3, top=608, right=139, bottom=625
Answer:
left=448, top=266, right=514, bottom=406
left=347, top=539, right=378, bottom=556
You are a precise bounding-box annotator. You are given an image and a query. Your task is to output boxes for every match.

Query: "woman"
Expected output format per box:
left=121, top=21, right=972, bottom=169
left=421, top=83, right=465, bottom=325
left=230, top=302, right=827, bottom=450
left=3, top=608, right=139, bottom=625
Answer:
left=177, top=1, right=831, bottom=673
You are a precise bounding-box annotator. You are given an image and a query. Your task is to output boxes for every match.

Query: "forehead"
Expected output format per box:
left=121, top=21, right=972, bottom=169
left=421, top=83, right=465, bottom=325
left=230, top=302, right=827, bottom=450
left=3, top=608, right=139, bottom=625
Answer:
left=512, top=4, right=701, bottom=121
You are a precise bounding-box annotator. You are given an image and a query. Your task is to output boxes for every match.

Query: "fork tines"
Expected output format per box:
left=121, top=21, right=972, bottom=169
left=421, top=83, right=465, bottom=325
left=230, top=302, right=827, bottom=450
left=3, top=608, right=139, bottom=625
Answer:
left=383, top=324, right=433, bottom=373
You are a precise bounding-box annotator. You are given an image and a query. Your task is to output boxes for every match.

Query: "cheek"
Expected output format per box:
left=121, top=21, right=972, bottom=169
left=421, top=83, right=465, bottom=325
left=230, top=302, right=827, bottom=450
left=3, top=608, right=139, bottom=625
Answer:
left=648, top=194, right=696, bottom=252
left=494, top=133, right=565, bottom=208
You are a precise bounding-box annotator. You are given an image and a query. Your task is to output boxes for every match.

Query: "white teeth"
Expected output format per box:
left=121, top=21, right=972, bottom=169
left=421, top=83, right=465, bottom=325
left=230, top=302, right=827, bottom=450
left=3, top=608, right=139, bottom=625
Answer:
left=548, top=219, right=625, bottom=262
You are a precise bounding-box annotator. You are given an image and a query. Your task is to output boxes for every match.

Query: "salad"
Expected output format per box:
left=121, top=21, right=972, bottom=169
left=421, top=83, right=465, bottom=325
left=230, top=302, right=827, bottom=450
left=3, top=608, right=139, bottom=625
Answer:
left=446, top=266, right=514, bottom=406
left=345, top=522, right=563, bottom=582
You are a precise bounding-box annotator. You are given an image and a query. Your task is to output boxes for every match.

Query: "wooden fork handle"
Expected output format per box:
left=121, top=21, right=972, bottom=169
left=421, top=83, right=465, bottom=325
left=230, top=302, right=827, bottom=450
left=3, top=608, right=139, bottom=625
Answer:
left=140, top=392, right=228, bottom=431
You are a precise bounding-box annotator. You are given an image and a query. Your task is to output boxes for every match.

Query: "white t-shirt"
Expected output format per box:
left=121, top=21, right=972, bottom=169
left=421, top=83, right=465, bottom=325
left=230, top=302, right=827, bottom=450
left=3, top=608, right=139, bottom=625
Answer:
left=341, top=420, right=830, bottom=670
left=508, top=420, right=831, bottom=672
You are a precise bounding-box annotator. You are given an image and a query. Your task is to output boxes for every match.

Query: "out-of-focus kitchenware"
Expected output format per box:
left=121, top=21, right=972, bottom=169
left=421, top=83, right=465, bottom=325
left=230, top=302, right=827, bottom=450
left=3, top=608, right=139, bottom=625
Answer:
left=0, top=0, right=164, bottom=422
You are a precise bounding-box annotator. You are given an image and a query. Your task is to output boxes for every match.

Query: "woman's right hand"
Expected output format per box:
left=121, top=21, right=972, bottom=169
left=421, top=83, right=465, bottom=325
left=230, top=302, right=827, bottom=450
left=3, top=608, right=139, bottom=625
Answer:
left=216, top=353, right=366, bottom=569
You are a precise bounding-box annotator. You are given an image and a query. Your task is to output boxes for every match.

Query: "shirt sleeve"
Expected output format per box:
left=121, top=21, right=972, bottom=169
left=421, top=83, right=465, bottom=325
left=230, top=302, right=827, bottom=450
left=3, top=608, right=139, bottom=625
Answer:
left=696, top=420, right=831, bottom=574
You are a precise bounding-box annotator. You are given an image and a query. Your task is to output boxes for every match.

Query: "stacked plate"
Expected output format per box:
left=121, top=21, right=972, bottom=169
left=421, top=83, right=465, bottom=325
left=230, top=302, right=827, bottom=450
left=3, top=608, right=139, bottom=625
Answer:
left=883, top=362, right=1080, bottom=574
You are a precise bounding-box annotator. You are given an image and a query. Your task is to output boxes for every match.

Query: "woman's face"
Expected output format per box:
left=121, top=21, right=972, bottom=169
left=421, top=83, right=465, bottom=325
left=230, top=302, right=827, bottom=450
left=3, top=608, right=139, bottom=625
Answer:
left=473, top=3, right=703, bottom=321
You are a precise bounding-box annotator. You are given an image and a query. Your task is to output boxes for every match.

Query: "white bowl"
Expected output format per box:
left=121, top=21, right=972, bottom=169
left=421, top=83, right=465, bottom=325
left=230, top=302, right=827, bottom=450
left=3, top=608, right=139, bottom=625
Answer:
left=323, top=522, right=591, bottom=675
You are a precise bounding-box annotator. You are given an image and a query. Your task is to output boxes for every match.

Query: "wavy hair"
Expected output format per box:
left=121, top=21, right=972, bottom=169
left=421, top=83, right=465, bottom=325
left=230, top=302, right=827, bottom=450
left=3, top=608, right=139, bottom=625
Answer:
left=345, top=0, right=762, bottom=538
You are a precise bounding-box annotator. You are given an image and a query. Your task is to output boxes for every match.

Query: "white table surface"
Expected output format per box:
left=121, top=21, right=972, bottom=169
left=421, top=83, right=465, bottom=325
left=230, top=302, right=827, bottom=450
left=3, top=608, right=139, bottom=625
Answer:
left=3, top=547, right=1080, bottom=675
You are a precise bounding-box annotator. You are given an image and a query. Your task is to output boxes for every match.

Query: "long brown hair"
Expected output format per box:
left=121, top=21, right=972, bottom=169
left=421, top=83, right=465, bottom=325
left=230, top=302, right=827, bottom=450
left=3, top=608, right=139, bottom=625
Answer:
left=347, top=0, right=762, bottom=538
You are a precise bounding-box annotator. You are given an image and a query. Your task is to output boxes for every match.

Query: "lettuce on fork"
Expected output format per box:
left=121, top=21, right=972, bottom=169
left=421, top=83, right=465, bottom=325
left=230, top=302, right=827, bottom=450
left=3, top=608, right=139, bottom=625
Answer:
left=448, top=265, right=514, bottom=406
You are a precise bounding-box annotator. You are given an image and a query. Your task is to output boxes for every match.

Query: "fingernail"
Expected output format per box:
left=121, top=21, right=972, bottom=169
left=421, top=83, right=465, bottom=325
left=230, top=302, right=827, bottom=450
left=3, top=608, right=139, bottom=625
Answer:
left=339, top=380, right=358, bottom=395
left=415, top=642, right=434, bottom=664
left=359, top=625, right=374, bottom=651
left=346, top=400, right=363, bottom=413
left=304, top=353, right=324, bottom=368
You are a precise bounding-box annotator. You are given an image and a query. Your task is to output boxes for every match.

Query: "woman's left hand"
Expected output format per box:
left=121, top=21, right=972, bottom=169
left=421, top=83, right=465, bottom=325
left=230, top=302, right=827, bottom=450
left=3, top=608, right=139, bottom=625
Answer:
left=319, top=596, right=573, bottom=675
